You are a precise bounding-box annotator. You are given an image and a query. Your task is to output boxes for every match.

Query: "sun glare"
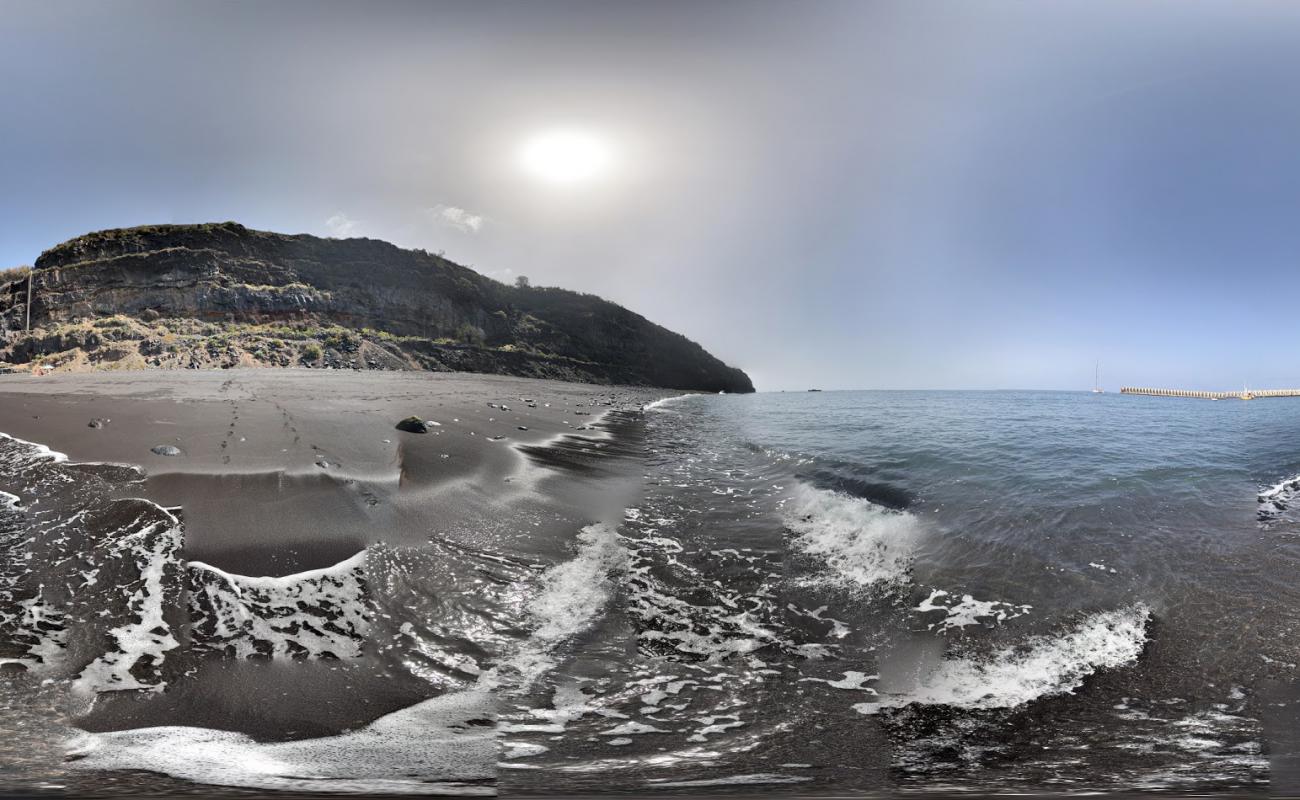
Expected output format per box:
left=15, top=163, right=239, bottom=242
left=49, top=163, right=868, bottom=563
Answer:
left=518, top=129, right=614, bottom=185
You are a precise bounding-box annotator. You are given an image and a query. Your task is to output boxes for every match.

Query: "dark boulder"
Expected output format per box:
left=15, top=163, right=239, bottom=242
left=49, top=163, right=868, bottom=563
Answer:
left=395, top=416, right=429, bottom=434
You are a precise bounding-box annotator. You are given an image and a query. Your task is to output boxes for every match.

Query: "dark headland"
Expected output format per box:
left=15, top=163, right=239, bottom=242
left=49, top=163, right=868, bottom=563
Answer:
left=0, top=222, right=753, bottom=393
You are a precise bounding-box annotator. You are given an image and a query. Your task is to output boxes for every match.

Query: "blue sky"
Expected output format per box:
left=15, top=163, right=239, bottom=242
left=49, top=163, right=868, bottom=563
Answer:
left=3, top=0, right=1300, bottom=391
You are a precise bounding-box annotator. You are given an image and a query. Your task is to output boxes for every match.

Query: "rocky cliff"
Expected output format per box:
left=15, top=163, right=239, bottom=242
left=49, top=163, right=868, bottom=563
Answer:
left=0, top=222, right=754, bottom=392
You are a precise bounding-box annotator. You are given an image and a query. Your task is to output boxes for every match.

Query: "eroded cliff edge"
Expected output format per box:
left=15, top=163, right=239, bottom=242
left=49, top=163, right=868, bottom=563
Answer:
left=0, top=222, right=753, bottom=392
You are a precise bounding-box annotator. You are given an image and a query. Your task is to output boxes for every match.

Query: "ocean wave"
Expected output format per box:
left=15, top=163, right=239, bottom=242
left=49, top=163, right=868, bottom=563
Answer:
left=796, top=467, right=914, bottom=510
left=187, top=551, right=370, bottom=660
left=782, top=483, right=919, bottom=588
left=528, top=522, right=627, bottom=644
left=496, top=521, right=628, bottom=689
left=1258, top=473, right=1300, bottom=523
left=857, top=604, right=1150, bottom=713
left=644, top=394, right=691, bottom=411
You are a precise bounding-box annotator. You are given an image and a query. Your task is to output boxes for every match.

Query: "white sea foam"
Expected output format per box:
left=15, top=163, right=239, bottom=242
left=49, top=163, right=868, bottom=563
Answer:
left=801, top=670, right=877, bottom=690
left=0, top=432, right=68, bottom=464
left=644, top=394, right=692, bottom=411
left=915, top=589, right=1032, bottom=633
left=73, top=502, right=184, bottom=694
left=527, top=522, right=626, bottom=643
left=0, top=590, right=68, bottom=672
left=783, top=483, right=919, bottom=587
left=502, top=522, right=627, bottom=688
left=67, top=686, right=496, bottom=795
left=1259, top=474, right=1300, bottom=523
left=187, top=552, right=370, bottom=660
left=0, top=490, right=19, bottom=510
left=856, top=604, right=1150, bottom=714
left=649, top=773, right=812, bottom=787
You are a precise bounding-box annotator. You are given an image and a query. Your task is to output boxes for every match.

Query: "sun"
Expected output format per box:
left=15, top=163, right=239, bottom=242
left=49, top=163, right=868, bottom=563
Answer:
left=518, top=129, right=614, bottom=185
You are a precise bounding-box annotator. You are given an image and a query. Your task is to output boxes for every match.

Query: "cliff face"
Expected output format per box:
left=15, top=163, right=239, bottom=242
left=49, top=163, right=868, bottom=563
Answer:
left=0, top=222, right=754, bottom=392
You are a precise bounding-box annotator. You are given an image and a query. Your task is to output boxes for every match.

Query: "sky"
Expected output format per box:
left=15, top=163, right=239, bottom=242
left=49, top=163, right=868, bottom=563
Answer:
left=4, top=0, right=1300, bottom=391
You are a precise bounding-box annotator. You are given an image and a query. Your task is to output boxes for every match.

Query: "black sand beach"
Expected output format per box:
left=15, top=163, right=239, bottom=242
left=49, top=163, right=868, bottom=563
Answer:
left=0, top=369, right=667, bottom=795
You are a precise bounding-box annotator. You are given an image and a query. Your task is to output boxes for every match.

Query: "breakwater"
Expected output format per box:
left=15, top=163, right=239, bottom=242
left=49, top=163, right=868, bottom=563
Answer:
left=1120, top=387, right=1300, bottom=400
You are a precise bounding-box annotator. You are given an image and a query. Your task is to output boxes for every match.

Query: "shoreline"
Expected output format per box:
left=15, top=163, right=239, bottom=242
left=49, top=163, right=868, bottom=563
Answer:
left=0, top=369, right=670, bottom=794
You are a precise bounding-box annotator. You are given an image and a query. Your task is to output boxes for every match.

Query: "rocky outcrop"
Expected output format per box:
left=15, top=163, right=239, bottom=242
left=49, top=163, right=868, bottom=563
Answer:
left=0, top=222, right=754, bottom=392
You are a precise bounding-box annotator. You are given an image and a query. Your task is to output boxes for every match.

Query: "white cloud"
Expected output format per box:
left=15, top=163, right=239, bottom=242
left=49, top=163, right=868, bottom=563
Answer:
left=324, top=212, right=359, bottom=238
left=429, top=204, right=486, bottom=234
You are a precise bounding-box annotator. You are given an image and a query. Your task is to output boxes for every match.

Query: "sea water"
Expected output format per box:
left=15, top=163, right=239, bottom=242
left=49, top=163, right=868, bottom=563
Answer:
left=500, top=390, right=1297, bottom=792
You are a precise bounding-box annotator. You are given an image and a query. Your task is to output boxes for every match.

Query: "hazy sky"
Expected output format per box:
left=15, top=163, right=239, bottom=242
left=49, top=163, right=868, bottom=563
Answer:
left=4, top=0, right=1300, bottom=391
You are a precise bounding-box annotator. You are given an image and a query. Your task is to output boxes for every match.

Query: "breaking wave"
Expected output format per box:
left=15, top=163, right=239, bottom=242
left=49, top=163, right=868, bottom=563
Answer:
left=644, top=394, right=692, bottom=411
left=782, top=483, right=919, bottom=588
left=527, top=522, right=626, bottom=644
left=858, top=604, right=1151, bottom=713
left=496, top=521, right=628, bottom=690
left=1258, top=473, right=1300, bottom=524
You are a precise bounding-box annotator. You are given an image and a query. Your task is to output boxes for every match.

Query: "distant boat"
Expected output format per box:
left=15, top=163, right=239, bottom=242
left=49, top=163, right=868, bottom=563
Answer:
left=1092, top=362, right=1104, bottom=394
left=807, top=388, right=823, bottom=392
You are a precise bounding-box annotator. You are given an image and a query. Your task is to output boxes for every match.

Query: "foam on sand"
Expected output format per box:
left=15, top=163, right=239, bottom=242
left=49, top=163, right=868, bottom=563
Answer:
left=73, top=501, right=184, bottom=694
left=187, top=551, right=370, bottom=659
left=856, top=604, right=1150, bottom=714
left=0, top=434, right=185, bottom=685
left=64, top=506, right=630, bottom=795
left=783, top=483, right=919, bottom=587
left=0, top=432, right=69, bottom=465
left=67, top=686, right=496, bottom=795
